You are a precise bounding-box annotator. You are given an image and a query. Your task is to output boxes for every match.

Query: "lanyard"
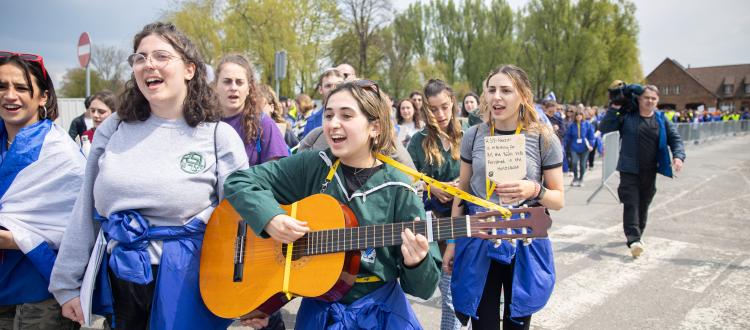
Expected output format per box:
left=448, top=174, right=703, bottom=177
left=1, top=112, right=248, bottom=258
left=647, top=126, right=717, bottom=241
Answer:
left=577, top=122, right=581, bottom=139
left=322, top=153, right=511, bottom=219
left=485, top=122, right=523, bottom=202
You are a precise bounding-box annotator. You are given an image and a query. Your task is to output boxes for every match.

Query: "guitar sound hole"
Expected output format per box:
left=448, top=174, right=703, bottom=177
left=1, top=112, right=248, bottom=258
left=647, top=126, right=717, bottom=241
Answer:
left=281, top=240, right=306, bottom=260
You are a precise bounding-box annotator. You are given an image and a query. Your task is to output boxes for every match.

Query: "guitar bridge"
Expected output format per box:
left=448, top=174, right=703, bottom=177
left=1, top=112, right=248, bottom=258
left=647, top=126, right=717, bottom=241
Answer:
left=233, top=221, right=247, bottom=282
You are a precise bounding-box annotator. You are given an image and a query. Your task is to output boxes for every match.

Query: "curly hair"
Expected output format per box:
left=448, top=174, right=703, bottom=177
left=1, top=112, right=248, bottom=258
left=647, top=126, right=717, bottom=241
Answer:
left=420, top=79, right=462, bottom=167
left=214, top=54, right=262, bottom=144
left=257, top=84, right=286, bottom=125
left=118, top=22, right=220, bottom=127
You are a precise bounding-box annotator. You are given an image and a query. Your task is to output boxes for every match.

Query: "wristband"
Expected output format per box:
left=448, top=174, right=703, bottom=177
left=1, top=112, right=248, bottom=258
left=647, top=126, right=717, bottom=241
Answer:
left=446, top=239, right=456, bottom=244
left=536, top=185, right=547, bottom=200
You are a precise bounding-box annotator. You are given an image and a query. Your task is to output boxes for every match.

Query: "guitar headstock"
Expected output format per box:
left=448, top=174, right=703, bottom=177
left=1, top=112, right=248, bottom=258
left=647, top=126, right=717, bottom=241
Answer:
left=468, top=207, right=551, bottom=240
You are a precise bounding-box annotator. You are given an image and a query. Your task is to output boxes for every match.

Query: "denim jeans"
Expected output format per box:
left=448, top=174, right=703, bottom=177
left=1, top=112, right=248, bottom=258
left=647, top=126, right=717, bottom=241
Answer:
left=570, top=150, right=590, bottom=181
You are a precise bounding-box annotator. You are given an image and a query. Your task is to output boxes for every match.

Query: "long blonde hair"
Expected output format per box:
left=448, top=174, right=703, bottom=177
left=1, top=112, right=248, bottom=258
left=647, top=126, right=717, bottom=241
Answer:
left=420, top=79, right=462, bottom=167
left=480, top=65, right=553, bottom=145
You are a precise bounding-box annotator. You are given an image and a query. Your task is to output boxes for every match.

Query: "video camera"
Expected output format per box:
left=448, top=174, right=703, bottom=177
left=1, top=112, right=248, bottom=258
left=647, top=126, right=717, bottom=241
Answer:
left=607, top=80, right=644, bottom=113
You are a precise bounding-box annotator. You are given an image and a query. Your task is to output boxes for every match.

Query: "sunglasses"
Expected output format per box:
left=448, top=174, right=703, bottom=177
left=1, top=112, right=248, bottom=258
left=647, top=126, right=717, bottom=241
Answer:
left=0, top=51, right=48, bottom=80
left=352, top=79, right=381, bottom=96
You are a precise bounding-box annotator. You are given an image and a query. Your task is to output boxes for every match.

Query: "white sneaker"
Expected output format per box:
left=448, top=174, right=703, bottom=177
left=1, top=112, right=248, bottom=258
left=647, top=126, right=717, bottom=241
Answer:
left=630, top=242, right=644, bottom=258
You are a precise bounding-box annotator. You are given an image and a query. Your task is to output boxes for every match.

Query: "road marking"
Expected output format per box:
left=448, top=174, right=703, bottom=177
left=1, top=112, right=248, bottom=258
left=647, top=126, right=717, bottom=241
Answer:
left=535, top=235, right=688, bottom=329
left=679, top=257, right=750, bottom=329
left=670, top=249, right=741, bottom=293
left=653, top=193, right=750, bottom=222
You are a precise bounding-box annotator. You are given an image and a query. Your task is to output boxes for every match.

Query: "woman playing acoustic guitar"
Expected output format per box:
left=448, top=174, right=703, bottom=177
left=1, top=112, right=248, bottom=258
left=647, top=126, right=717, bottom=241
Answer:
left=224, top=80, right=441, bottom=329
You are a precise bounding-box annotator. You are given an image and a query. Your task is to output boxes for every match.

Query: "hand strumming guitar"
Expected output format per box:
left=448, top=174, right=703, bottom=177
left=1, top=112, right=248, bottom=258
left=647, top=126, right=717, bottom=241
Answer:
left=264, top=214, right=310, bottom=244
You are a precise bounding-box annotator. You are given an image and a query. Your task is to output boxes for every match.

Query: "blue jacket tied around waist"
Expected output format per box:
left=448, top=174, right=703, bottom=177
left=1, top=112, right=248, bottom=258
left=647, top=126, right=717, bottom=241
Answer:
left=296, top=281, right=422, bottom=330
left=95, top=210, right=231, bottom=330
left=451, top=202, right=555, bottom=319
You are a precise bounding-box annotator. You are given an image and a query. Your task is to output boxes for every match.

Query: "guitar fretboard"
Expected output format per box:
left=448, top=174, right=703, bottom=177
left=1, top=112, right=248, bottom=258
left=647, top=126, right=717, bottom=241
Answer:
left=297, top=217, right=470, bottom=256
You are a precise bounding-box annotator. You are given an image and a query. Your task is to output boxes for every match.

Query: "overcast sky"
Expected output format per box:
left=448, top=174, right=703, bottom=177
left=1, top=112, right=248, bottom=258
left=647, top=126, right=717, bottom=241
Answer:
left=2, top=0, right=748, bottom=88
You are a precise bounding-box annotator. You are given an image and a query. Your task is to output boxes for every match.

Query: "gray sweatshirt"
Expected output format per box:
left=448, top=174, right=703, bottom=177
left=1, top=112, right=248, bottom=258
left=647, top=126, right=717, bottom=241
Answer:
left=49, top=113, right=248, bottom=305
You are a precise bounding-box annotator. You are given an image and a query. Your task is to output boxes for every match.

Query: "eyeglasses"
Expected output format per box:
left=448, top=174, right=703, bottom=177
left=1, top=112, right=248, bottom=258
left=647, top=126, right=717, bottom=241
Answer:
left=0, top=51, right=48, bottom=80
left=127, top=50, right=182, bottom=70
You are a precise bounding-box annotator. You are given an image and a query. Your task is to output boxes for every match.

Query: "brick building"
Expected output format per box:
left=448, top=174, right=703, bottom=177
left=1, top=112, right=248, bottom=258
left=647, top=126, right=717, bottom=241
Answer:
left=646, top=58, right=750, bottom=112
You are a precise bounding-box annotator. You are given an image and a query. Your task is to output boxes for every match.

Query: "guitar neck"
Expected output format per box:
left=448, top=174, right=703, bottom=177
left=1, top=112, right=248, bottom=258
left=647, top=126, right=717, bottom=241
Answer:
left=296, top=216, right=469, bottom=257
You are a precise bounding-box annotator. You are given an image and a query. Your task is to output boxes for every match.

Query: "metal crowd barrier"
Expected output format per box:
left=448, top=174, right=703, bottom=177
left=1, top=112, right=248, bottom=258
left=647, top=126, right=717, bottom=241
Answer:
left=587, top=120, right=748, bottom=204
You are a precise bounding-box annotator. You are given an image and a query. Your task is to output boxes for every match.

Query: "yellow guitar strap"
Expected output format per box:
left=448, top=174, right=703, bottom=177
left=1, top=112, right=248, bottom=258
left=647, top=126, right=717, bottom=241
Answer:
left=375, top=153, right=511, bottom=219
left=485, top=123, right=523, bottom=202
left=282, top=202, right=298, bottom=300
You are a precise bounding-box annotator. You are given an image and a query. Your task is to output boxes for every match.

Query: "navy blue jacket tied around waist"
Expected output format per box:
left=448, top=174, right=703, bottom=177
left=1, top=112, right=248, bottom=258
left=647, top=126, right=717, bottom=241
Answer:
left=94, top=210, right=231, bottom=329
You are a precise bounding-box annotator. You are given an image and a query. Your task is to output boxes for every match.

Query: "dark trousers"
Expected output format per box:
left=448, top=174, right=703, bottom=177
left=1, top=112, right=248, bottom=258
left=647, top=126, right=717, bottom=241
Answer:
left=587, top=147, right=596, bottom=167
left=570, top=150, right=589, bottom=181
left=457, top=261, right=532, bottom=330
left=109, top=266, right=158, bottom=330
left=618, top=170, right=657, bottom=246
left=108, top=266, right=284, bottom=330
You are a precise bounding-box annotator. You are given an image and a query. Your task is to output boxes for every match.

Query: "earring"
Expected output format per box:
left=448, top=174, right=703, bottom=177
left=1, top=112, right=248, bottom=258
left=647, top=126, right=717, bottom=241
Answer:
left=519, top=105, right=525, bottom=121
left=42, top=106, right=48, bottom=119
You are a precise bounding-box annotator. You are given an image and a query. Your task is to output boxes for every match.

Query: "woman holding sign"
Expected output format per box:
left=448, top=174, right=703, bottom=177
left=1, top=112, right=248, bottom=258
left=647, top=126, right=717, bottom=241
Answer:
left=447, top=65, right=564, bottom=329
left=406, top=78, right=462, bottom=330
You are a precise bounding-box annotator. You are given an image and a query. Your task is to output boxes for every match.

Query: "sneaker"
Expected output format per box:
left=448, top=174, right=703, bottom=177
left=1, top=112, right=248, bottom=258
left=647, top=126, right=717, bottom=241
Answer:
left=579, top=181, right=585, bottom=187
left=630, top=241, right=644, bottom=258
left=567, top=172, right=574, bottom=177
left=570, top=180, right=578, bottom=187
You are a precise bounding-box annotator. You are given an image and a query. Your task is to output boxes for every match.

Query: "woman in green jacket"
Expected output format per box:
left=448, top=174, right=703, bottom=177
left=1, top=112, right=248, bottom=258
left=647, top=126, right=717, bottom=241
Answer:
left=224, top=80, right=441, bottom=329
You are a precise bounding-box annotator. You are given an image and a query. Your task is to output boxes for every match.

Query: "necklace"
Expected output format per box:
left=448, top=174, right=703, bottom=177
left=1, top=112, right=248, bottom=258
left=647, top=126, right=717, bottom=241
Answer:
left=5, top=138, right=11, bottom=148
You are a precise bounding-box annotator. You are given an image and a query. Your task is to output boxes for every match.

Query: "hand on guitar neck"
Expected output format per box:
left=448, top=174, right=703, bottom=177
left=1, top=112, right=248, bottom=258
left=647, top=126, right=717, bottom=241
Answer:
left=400, top=217, right=430, bottom=268
left=264, top=214, right=310, bottom=243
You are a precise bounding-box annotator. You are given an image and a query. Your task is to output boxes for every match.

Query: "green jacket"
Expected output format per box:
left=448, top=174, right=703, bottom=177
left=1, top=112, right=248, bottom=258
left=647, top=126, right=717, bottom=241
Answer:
left=406, top=129, right=460, bottom=182
left=224, top=149, right=441, bottom=304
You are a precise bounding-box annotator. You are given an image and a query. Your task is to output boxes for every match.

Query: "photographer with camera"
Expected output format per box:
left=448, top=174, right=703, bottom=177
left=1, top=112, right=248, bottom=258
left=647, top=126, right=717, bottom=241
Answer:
left=600, top=82, right=685, bottom=258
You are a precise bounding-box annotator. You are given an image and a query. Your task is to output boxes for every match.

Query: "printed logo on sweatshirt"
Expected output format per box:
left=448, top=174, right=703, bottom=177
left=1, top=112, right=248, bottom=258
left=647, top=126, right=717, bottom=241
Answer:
left=361, top=248, right=376, bottom=264
left=180, top=152, right=206, bottom=174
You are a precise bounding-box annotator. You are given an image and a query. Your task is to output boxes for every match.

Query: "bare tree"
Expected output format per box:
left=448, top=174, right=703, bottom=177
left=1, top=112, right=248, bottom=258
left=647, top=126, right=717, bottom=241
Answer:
left=91, top=45, right=129, bottom=92
left=339, top=0, right=392, bottom=77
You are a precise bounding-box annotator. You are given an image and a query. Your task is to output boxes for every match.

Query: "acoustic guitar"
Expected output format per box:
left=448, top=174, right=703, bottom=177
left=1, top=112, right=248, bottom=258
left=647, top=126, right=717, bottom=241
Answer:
left=199, top=193, right=551, bottom=319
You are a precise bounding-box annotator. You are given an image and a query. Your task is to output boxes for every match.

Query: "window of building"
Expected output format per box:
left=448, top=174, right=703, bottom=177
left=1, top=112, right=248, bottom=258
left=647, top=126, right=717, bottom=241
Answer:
left=745, top=83, right=750, bottom=94
left=724, top=84, right=733, bottom=95
left=674, top=85, right=680, bottom=95
left=663, top=86, right=669, bottom=95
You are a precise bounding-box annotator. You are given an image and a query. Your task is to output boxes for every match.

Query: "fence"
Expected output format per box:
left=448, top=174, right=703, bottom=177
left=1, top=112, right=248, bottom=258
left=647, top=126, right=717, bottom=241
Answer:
left=56, top=98, right=86, bottom=133
left=586, top=120, right=749, bottom=204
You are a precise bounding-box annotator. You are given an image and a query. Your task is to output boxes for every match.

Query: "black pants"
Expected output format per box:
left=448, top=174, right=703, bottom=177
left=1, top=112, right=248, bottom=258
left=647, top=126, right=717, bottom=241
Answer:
left=108, top=266, right=285, bottom=330
left=618, top=170, right=657, bottom=246
left=587, top=147, right=596, bottom=167
left=456, top=261, right=531, bottom=330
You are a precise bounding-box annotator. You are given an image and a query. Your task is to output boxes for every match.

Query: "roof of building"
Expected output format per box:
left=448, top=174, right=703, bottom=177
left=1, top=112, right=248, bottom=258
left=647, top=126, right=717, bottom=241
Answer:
left=687, top=63, right=750, bottom=94
left=648, top=58, right=750, bottom=96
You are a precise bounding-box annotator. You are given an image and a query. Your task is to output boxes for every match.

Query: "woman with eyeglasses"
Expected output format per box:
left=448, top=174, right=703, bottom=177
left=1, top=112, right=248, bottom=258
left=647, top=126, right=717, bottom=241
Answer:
left=214, top=54, right=289, bottom=166
left=448, top=65, right=564, bottom=329
left=406, top=78, right=463, bottom=330
left=0, top=51, right=85, bottom=329
left=50, top=22, right=248, bottom=329
left=224, top=80, right=441, bottom=329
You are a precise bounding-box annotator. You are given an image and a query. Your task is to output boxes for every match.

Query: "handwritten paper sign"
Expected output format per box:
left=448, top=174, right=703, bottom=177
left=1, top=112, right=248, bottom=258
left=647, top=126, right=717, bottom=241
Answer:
left=485, top=134, right=526, bottom=184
